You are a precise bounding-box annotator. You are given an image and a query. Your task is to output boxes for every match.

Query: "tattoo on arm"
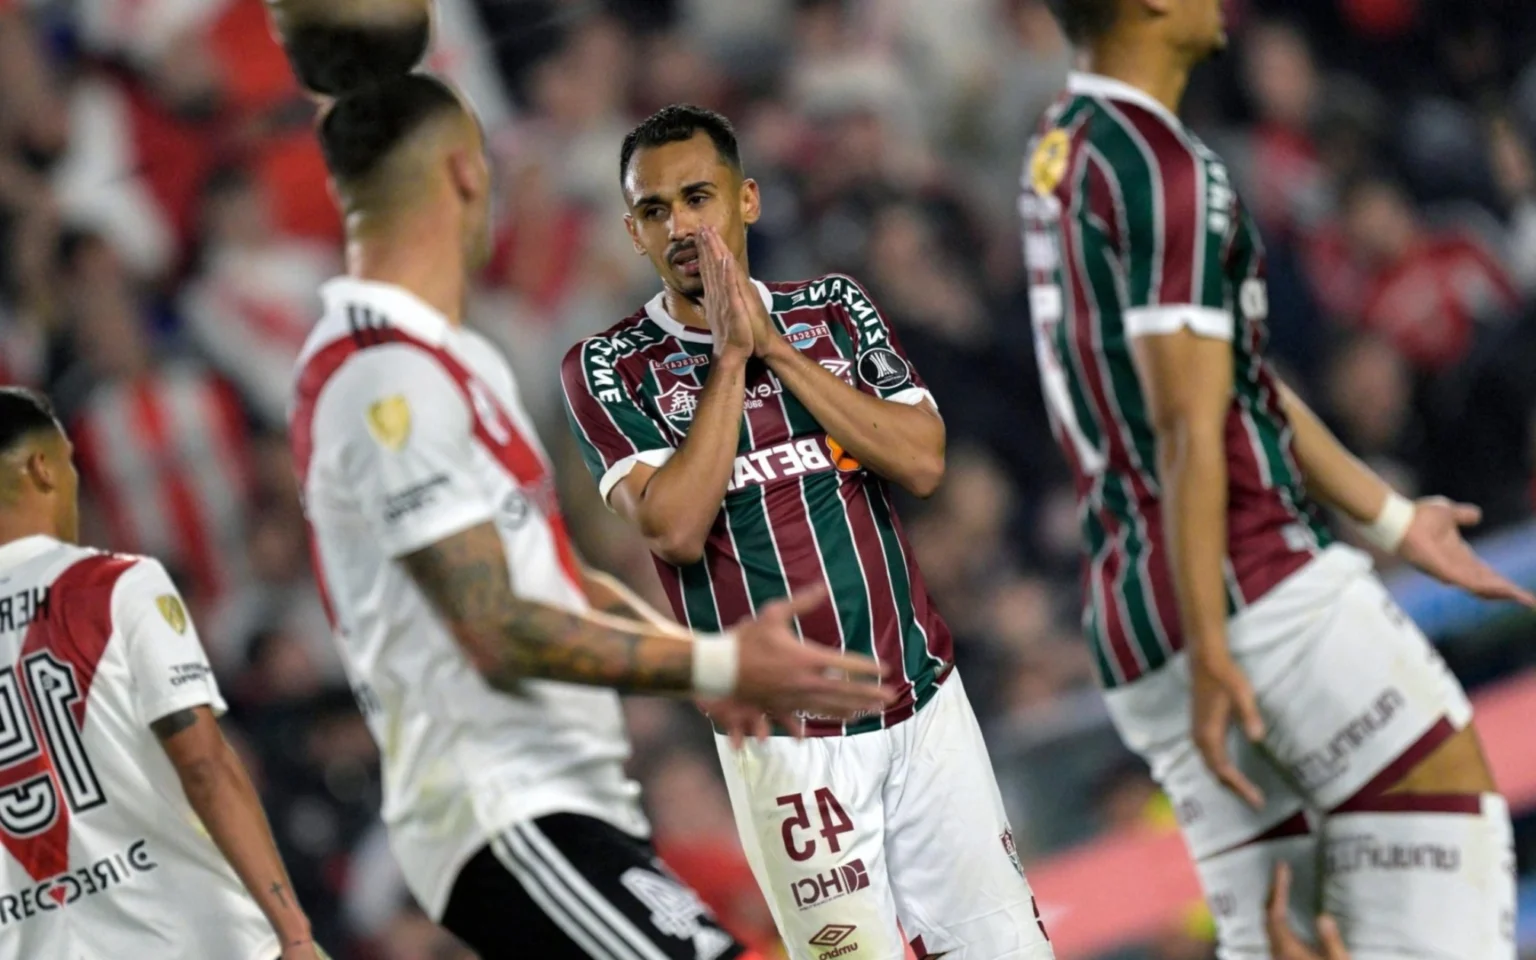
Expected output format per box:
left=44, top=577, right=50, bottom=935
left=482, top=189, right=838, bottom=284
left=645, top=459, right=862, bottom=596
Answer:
left=270, top=881, right=289, bottom=908
left=151, top=708, right=199, bottom=740
left=401, top=523, right=693, bottom=694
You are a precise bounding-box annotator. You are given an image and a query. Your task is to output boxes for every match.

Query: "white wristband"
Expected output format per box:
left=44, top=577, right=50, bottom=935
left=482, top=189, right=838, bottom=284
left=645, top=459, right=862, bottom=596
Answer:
left=691, top=632, right=739, bottom=697
left=1360, top=491, right=1415, bottom=553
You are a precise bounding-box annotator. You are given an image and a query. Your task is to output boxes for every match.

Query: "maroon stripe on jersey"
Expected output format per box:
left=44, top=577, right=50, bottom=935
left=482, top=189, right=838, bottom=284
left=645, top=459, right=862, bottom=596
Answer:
left=130, top=380, right=223, bottom=600
left=1095, top=534, right=1142, bottom=679
left=0, top=554, right=135, bottom=882
left=1059, top=144, right=1143, bottom=681
left=885, top=498, right=955, bottom=669
left=704, top=520, right=752, bottom=625
left=838, top=478, right=912, bottom=723
left=766, top=482, right=849, bottom=739
left=651, top=559, right=689, bottom=627
left=1084, top=151, right=1123, bottom=250
left=1115, top=107, right=1203, bottom=305
left=1137, top=509, right=1184, bottom=654
left=1222, top=407, right=1310, bottom=602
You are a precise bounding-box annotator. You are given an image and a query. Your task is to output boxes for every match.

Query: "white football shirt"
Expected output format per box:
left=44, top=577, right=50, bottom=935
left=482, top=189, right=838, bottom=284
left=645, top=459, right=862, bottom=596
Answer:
left=291, top=277, right=646, bottom=919
left=0, top=535, right=276, bottom=960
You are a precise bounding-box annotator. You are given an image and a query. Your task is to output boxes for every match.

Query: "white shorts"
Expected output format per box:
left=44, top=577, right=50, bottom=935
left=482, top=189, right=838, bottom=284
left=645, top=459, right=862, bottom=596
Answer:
left=715, top=672, right=1054, bottom=960
left=1104, top=544, right=1475, bottom=856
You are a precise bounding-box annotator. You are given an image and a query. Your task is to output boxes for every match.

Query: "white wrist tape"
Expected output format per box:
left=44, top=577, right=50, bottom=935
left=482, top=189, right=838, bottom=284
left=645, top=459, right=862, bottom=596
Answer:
left=1360, top=491, right=1415, bottom=553
left=691, top=632, right=740, bottom=697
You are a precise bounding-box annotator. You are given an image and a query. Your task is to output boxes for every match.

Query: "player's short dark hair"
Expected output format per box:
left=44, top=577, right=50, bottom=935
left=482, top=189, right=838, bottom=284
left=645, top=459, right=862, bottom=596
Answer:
left=277, top=6, right=432, bottom=97
left=619, top=104, right=742, bottom=184
left=1044, top=0, right=1120, bottom=45
left=318, top=73, right=463, bottom=187
left=0, top=388, right=62, bottom=456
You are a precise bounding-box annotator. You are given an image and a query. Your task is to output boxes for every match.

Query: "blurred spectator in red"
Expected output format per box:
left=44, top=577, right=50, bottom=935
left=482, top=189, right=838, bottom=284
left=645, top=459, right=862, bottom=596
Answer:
left=179, top=165, right=338, bottom=427
left=61, top=230, right=253, bottom=613
left=1341, top=175, right=1521, bottom=370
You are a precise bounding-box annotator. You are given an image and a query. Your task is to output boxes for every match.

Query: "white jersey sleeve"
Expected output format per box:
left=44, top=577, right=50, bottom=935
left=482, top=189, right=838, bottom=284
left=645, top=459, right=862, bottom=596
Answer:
left=113, top=558, right=227, bottom=725
left=317, top=346, right=497, bottom=558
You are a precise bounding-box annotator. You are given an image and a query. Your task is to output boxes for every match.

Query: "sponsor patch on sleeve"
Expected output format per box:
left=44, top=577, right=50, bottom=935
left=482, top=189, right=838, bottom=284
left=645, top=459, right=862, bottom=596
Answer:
left=366, top=395, right=412, bottom=450
left=857, top=347, right=912, bottom=391
left=155, top=595, right=187, bottom=635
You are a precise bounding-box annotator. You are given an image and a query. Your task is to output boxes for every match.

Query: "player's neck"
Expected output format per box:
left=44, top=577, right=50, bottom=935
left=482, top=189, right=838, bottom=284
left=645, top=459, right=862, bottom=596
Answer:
left=663, top=287, right=708, bottom=330
left=0, top=512, right=57, bottom=549
left=347, top=232, right=468, bottom=327
left=1085, top=38, right=1192, bottom=117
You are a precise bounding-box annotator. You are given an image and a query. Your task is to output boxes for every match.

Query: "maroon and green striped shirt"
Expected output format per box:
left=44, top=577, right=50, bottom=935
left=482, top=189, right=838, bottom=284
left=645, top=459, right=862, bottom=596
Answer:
left=561, top=274, right=953, bottom=734
left=1021, top=73, right=1333, bottom=690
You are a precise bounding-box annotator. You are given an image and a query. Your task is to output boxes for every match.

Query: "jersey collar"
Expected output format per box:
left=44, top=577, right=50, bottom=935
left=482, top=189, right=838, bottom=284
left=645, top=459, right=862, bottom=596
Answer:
left=1067, top=71, right=1183, bottom=130
left=319, top=276, right=452, bottom=347
left=0, top=535, right=61, bottom=568
left=642, top=278, right=774, bottom=344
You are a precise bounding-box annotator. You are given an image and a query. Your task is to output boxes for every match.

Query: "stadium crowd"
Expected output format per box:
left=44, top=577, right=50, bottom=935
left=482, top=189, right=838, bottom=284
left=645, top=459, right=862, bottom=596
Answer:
left=0, top=0, right=1533, bottom=956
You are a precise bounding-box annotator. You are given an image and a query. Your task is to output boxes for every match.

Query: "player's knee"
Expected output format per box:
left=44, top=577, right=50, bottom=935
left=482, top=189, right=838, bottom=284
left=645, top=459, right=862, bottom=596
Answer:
left=1192, top=817, right=1317, bottom=958
left=269, top=0, right=432, bottom=96
left=1320, top=794, right=1515, bottom=959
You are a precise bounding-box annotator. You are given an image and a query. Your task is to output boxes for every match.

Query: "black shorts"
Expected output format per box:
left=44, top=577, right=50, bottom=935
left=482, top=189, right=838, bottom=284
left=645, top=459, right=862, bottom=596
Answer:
left=441, top=813, right=747, bottom=960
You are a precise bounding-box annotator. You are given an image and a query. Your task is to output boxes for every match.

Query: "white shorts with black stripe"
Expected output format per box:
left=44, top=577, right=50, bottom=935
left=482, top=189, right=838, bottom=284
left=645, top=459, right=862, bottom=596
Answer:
left=441, top=813, right=746, bottom=960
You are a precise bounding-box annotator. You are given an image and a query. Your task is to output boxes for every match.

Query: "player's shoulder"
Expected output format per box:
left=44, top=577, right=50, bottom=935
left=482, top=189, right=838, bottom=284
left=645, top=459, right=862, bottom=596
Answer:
left=561, top=303, right=659, bottom=378
left=44, top=546, right=174, bottom=607
left=766, top=273, right=881, bottom=318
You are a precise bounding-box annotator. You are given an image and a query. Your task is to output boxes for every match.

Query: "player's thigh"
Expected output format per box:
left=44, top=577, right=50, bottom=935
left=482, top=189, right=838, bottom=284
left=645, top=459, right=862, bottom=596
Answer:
left=1232, top=556, right=1473, bottom=810
left=1105, top=660, right=1317, bottom=959
left=456, top=814, right=745, bottom=960
left=883, top=674, right=1054, bottom=960
left=715, top=732, right=905, bottom=960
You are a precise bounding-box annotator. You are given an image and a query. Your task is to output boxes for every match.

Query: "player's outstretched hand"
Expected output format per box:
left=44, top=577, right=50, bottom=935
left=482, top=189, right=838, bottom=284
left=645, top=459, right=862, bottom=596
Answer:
left=1267, top=863, right=1350, bottom=960
left=1189, top=647, right=1266, bottom=809
left=1398, top=497, right=1536, bottom=608
left=699, top=226, right=755, bottom=364
left=731, top=587, right=894, bottom=733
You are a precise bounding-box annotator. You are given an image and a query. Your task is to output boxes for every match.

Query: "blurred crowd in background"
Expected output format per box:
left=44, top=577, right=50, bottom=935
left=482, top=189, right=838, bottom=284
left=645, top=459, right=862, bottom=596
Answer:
left=1, top=0, right=1534, bottom=957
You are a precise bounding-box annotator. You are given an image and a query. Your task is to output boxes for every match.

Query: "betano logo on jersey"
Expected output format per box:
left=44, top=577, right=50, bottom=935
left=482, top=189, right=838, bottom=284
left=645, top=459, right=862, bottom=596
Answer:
left=726, top=437, right=842, bottom=493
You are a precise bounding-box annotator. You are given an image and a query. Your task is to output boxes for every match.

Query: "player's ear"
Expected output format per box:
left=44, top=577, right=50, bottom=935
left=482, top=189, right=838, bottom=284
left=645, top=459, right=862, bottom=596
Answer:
left=22, top=445, right=57, bottom=496
left=623, top=213, right=646, bottom=255
left=447, top=147, right=482, bottom=205
left=740, top=177, right=761, bottom=228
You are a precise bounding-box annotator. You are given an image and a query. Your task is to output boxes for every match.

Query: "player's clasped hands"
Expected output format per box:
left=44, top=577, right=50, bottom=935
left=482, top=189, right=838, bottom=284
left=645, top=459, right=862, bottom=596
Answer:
left=698, top=225, right=776, bottom=362
left=703, top=587, right=893, bottom=745
left=1267, top=863, right=1351, bottom=960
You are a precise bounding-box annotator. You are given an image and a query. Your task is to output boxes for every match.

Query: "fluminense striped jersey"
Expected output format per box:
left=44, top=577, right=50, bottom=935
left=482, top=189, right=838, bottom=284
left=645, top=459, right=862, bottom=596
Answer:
left=1020, top=72, right=1333, bottom=689
left=561, top=274, right=953, bottom=735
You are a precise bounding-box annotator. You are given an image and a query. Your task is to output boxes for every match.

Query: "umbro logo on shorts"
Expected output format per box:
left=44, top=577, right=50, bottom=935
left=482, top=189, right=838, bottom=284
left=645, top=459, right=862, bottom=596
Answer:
left=810, top=923, right=859, bottom=958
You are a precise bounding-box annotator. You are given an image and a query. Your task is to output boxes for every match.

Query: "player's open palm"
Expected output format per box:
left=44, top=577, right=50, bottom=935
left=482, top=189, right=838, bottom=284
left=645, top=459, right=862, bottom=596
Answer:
left=732, top=587, right=893, bottom=732
left=1398, top=497, right=1536, bottom=607
left=1267, top=863, right=1350, bottom=960
left=699, top=226, right=754, bottom=362
left=1190, top=647, right=1267, bottom=809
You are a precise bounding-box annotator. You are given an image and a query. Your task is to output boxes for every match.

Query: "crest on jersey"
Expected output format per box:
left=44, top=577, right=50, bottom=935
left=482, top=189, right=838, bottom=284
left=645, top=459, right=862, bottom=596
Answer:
left=156, top=594, right=188, bottom=635
left=1029, top=129, right=1071, bottom=197
left=655, top=381, right=701, bottom=436
left=366, top=395, right=412, bottom=451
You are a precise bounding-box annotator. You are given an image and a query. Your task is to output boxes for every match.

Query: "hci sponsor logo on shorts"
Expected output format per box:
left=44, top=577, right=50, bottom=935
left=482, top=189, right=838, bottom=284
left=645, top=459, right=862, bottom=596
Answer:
left=1326, top=833, right=1461, bottom=874
left=792, top=858, right=870, bottom=910
left=809, top=924, right=858, bottom=959
left=1294, top=687, right=1405, bottom=790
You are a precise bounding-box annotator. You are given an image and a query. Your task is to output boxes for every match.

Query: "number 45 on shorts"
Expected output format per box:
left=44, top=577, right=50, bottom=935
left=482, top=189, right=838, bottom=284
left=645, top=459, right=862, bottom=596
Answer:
left=777, top=788, right=855, bottom=862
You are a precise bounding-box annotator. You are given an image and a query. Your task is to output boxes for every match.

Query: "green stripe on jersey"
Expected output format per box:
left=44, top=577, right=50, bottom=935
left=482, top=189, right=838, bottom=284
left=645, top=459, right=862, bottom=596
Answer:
left=865, top=484, right=943, bottom=691
left=679, top=563, right=721, bottom=632
left=800, top=472, right=873, bottom=661
left=724, top=488, right=792, bottom=613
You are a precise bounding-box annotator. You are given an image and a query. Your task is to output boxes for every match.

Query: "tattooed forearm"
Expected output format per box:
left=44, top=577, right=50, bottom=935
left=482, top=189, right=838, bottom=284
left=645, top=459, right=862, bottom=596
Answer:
left=151, top=708, right=199, bottom=740
left=270, top=881, right=289, bottom=908
left=402, top=523, right=694, bottom=694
